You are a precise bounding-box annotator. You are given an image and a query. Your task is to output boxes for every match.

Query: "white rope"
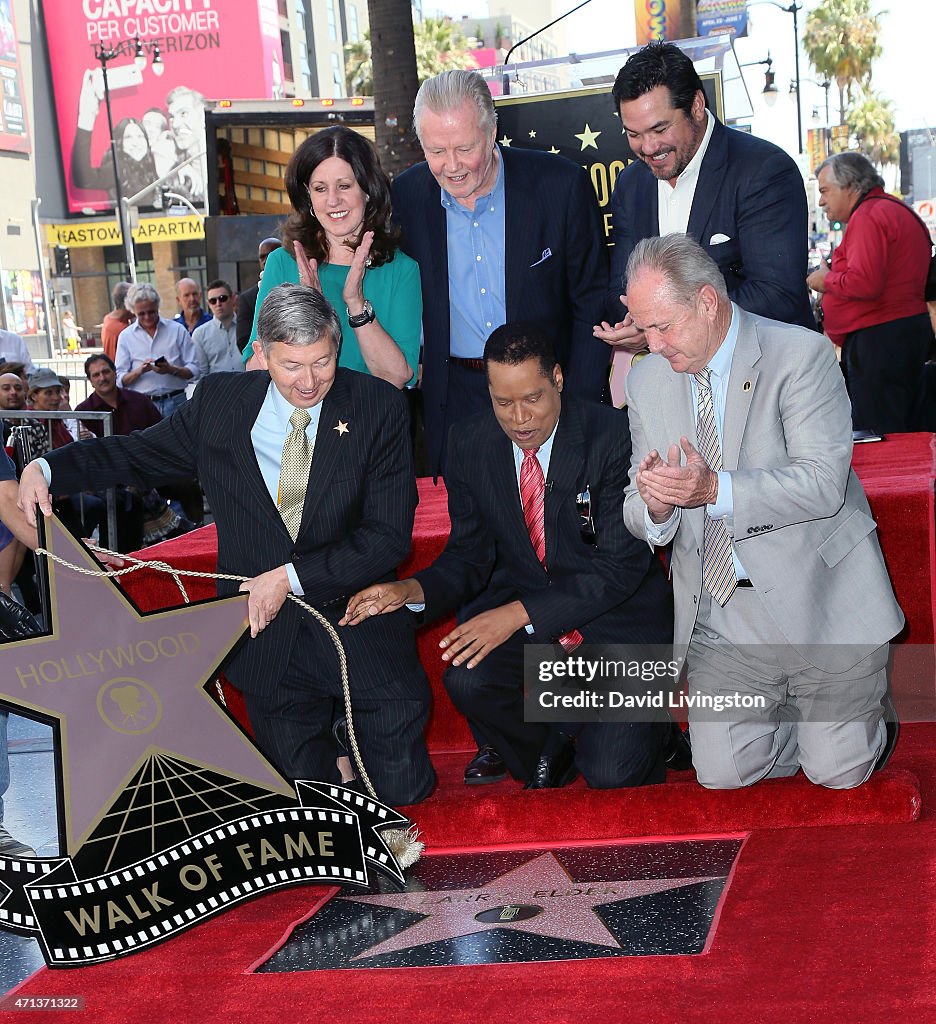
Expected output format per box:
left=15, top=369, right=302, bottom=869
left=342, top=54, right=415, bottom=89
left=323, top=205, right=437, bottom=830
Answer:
left=37, top=544, right=385, bottom=818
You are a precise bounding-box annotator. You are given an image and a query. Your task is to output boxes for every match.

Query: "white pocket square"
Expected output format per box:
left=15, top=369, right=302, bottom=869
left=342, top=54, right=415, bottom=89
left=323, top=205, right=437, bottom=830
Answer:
left=709, top=233, right=731, bottom=245
left=530, top=247, right=553, bottom=268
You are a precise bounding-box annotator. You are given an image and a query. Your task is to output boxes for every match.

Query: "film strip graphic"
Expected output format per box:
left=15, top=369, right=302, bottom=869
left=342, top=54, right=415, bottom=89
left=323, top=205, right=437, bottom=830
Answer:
left=0, top=783, right=411, bottom=967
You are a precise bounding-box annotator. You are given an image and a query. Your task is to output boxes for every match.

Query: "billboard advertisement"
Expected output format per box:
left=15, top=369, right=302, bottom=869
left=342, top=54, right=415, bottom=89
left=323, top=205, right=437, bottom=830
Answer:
left=696, top=0, right=748, bottom=39
left=0, top=0, right=30, bottom=153
left=41, top=0, right=284, bottom=216
left=634, top=0, right=696, bottom=45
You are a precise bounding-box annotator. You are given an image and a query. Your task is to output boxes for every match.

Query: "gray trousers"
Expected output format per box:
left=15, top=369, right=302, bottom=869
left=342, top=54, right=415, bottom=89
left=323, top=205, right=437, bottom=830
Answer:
left=687, top=587, right=888, bottom=790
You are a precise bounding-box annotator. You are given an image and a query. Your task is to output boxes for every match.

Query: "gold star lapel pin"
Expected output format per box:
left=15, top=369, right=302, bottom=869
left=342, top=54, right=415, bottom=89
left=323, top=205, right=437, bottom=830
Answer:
left=334, top=420, right=350, bottom=437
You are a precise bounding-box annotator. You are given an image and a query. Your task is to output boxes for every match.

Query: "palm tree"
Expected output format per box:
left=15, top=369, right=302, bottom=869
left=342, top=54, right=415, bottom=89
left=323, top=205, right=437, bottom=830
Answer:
left=803, top=0, right=883, bottom=122
left=848, top=89, right=899, bottom=169
left=367, top=0, right=422, bottom=179
left=347, top=18, right=478, bottom=97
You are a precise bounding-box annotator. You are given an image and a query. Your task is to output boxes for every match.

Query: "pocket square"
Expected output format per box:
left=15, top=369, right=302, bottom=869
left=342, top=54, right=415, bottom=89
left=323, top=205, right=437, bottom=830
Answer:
left=709, top=233, right=731, bottom=245
left=530, top=247, right=553, bottom=268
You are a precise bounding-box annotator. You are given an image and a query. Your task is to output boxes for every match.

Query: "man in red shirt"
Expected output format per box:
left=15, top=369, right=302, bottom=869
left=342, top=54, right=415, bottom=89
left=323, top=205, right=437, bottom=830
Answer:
left=807, top=152, right=933, bottom=433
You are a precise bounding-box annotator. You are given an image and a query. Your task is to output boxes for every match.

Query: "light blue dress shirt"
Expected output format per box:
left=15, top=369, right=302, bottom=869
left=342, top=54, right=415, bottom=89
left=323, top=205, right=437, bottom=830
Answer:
left=644, top=303, right=748, bottom=579
left=443, top=150, right=507, bottom=358
left=250, top=381, right=323, bottom=595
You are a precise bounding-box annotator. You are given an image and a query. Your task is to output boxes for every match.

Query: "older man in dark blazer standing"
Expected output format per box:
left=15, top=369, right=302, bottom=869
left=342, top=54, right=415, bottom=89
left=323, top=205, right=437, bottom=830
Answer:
left=343, top=323, right=674, bottom=790
left=19, top=284, right=434, bottom=807
left=392, top=69, right=611, bottom=482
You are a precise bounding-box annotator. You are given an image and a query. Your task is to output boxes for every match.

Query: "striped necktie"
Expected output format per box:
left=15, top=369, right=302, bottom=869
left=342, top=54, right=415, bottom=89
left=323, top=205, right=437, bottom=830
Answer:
left=277, top=407, right=312, bottom=540
left=693, top=368, right=736, bottom=606
left=520, top=447, right=583, bottom=651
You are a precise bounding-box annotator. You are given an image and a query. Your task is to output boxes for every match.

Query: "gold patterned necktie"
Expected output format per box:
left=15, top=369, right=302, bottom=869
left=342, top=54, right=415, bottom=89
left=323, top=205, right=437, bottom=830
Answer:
left=693, top=368, right=736, bottom=606
left=277, top=407, right=312, bottom=540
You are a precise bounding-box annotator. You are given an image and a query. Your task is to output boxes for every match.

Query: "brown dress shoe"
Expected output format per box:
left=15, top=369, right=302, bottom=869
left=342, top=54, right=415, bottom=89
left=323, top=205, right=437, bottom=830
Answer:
left=464, top=745, right=507, bottom=785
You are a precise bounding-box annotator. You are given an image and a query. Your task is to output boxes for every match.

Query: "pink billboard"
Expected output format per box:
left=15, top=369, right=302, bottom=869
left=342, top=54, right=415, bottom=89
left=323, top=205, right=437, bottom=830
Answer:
left=42, top=0, right=284, bottom=215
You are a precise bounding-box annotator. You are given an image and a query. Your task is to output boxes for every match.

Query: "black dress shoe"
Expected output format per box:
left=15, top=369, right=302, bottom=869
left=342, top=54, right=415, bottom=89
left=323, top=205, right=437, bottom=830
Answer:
left=524, top=737, right=578, bottom=789
left=464, top=745, right=507, bottom=785
left=874, top=694, right=899, bottom=772
left=664, top=721, right=693, bottom=771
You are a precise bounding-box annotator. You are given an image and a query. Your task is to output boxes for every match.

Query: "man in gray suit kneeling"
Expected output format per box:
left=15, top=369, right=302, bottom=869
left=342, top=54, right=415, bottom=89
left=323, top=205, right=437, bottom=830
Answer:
left=622, top=234, right=903, bottom=790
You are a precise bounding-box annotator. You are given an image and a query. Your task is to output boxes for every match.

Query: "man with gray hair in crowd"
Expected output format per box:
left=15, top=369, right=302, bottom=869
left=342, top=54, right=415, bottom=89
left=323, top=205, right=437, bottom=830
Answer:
left=115, top=281, right=198, bottom=418
left=18, top=283, right=434, bottom=807
left=392, top=68, right=611, bottom=482
left=807, top=150, right=933, bottom=434
left=623, top=233, right=903, bottom=791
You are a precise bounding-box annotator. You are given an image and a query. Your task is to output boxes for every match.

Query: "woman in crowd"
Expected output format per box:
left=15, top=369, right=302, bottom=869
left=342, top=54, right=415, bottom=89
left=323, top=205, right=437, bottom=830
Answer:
left=243, top=125, right=421, bottom=388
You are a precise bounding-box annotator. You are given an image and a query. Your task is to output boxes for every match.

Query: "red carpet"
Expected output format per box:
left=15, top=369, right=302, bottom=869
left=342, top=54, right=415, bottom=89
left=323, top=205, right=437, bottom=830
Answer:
left=9, top=440, right=934, bottom=1019
left=7, top=725, right=933, bottom=1024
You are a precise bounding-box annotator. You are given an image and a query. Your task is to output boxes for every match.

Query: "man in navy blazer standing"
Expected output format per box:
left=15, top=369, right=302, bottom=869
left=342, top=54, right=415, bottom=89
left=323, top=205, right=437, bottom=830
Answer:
left=595, top=42, right=815, bottom=358
left=392, top=69, right=611, bottom=482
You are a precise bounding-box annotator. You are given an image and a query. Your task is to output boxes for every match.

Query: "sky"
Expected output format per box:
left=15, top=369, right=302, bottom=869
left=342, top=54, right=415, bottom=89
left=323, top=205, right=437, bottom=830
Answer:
left=434, top=0, right=934, bottom=146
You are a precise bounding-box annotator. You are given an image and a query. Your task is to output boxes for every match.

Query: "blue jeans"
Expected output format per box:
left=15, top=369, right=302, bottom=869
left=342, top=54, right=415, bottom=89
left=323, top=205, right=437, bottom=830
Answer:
left=150, top=390, right=188, bottom=418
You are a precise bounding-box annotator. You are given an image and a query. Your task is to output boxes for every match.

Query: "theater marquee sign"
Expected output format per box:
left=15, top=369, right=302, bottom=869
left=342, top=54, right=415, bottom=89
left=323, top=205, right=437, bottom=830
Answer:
left=0, top=517, right=411, bottom=967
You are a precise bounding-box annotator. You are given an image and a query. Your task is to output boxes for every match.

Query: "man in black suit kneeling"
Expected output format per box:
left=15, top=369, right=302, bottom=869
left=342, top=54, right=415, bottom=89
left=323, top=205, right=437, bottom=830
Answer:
left=19, top=284, right=434, bottom=807
left=343, top=323, right=674, bottom=789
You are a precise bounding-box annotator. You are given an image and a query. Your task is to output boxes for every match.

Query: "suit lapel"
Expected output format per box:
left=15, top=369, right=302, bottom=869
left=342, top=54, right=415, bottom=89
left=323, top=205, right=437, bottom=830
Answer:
left=297, top=373, right=351, bottom=535
left=635, top=167, right=660, bottom=246
left=658, top=366, right=703, bottom=545
left=489, top=425, right=532, bottom=555
left=424, top=195, right=450, bottom=337
left=231, top=374, right=281, bottom=522
left=686, top=119, right=727, bottom=245
left=544, top=406, right=585, bottom=569
left=722, top=311, right=762, bottom=469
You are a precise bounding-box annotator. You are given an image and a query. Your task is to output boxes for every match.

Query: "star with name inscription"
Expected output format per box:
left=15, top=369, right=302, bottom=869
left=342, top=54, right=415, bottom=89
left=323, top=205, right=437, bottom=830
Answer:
left=0, top=516, right=291, bottom=858
left=343, top=852, right=719, bottom=959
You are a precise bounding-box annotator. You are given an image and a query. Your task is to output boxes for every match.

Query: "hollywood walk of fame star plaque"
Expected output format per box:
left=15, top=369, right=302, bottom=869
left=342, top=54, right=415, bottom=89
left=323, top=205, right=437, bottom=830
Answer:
left=0, top=516, right=414, bottom=967
left=259, top=836, right=747, bottom=971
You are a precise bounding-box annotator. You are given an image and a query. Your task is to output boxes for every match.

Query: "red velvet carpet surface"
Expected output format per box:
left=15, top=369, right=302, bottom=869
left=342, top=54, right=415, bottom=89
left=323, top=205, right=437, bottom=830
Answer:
left=10, top=445, right=934, bottom=1020
left=9, top=728, right=932, bottom=1024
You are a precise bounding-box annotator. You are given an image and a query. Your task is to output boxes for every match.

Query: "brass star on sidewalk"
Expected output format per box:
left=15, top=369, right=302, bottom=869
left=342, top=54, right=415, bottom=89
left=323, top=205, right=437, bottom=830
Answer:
left=0, top=517, right=292, bottom=857
left=334, top=420, right=350, bottom=437
left=574, top=123, right=602, bottom=150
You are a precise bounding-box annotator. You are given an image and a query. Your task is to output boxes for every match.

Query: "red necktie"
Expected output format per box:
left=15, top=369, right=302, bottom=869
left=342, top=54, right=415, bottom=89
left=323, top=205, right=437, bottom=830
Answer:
left=520, top=448, right=583, bottom=652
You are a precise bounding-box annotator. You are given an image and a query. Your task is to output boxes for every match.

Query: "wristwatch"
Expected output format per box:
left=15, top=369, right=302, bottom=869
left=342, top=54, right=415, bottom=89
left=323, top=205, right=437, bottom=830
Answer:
left=347, top=299, right=376, bottom=328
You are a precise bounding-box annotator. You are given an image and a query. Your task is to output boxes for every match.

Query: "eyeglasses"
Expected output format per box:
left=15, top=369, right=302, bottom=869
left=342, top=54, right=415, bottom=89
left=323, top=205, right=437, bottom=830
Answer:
left=135, top=308, right=159, bottom=318
left=207, top=294, right=231, bottom=305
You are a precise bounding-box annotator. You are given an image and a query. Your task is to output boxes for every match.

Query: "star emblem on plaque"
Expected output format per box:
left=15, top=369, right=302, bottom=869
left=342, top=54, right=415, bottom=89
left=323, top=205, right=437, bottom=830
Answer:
left=0, top=516, right=414, bottom=967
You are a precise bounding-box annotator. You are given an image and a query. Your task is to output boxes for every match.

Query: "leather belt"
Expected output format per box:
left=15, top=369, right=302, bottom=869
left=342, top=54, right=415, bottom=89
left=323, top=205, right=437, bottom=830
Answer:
left=449, top=357, right=486, bottom=372
left=148, top=389, right=185, bottom=400
left=735, top=579, right=753, bottom=588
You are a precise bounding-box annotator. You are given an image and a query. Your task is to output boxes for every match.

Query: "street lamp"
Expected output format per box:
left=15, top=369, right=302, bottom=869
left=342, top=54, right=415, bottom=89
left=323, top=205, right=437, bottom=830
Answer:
left=502, top=0, right=592, bottom=95
left=749, top=1, right=803, bottom=154
left=92, top=37, right=164, bottom=281
left=794, top=76, right=832, bottom=126
left=742, top=54, right=779, bottom=104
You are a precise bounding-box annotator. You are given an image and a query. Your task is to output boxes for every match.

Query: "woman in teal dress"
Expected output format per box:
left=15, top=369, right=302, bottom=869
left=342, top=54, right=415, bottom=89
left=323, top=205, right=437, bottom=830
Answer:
left=243, top=125, right=421, bottom=387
